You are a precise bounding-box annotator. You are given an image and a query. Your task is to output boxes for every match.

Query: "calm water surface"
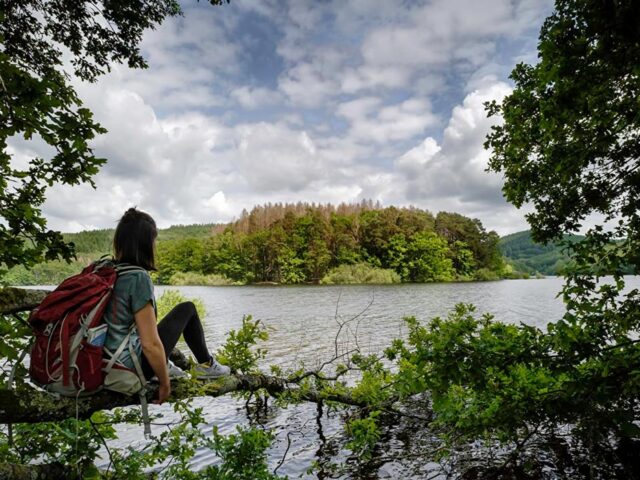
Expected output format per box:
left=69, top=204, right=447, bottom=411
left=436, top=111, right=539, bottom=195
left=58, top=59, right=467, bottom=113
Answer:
left=103, top=277, right=639, bottom=478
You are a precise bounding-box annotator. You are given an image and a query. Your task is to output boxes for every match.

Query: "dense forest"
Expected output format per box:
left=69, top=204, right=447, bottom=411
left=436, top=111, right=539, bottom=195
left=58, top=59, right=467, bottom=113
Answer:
left=2, top=202, right=512, bottom=285
left=500, top=230, right=635, bottom=276
left=20, top=203, right=626, bottom=285
left=499, top=230, right=578, bottom=275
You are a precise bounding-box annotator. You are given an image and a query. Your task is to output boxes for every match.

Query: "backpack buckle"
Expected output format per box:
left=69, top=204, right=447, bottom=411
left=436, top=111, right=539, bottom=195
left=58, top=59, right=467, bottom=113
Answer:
left=43, top=323, right=54, bottom=336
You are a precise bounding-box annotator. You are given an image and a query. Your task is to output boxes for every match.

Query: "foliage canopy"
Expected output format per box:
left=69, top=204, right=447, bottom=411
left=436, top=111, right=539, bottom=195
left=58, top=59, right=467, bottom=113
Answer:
left=478, top=0, right=640, bottom=473
left=486, top=0, right=640, bottom=244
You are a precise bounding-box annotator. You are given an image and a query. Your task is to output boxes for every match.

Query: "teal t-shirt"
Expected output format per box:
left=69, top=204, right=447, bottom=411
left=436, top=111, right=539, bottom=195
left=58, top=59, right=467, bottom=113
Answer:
left=103, top=268, right=156, bottom=370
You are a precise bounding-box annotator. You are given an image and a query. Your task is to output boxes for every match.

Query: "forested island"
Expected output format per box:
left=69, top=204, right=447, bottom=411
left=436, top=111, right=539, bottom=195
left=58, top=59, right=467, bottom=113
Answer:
left=3, top=202, right=519, bottom=286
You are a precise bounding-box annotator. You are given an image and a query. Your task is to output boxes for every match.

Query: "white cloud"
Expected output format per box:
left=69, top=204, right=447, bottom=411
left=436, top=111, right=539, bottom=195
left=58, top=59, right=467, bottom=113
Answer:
left=278, top=49, right=347, bottom=107
left=391, top=82, right=523, bottom=232
left=88, top=6, right=240, bottom=111
left=31, top=78, right=236, bottom=230
left=395, top=137, right=441, bottom=175
left=336, top=97, right=381, bottom=121
left=338, top=97, right=437, bottom=143
left=229, top=122, right=324, bottom=192
left=230, top=86, right=282, bottom=109
left=272, top=0, right=552, bottom=109
left=360, top=0, right=531, bottom=69
left=202, top=191, right=235, bottom=219
left=13, top=0, right=556, bottom=235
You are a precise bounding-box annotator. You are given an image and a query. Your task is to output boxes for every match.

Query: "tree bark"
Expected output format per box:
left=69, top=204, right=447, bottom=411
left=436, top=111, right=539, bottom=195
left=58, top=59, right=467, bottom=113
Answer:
left=0, top=288, right=48, bottom=315
left=0, top=461, right=70, bottom=480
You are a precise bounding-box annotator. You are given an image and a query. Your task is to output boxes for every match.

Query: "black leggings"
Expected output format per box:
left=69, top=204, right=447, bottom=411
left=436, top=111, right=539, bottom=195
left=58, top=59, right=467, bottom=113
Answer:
left=140, top=301, right=212, bottom=379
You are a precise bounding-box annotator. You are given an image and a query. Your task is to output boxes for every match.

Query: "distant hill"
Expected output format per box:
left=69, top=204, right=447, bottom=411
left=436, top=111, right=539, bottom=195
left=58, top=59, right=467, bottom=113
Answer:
left=63, top=223, right=220, bottom=255
left=1, top=223, right=221, bottom=285
left=499, top=230, right=582, bottom=275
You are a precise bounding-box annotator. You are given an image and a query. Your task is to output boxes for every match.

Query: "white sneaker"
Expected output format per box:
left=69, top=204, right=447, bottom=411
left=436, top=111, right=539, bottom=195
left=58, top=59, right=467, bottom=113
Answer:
left=150, top=360, right=187, bottom=382
left=168, top=360, right=187, bottom=378
left=194, top=358, right=231, bottom=379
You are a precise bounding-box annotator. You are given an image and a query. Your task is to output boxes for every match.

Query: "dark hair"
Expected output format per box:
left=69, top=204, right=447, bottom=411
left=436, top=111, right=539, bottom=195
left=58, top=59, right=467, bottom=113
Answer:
left=113, top=207, right=158, bottom=270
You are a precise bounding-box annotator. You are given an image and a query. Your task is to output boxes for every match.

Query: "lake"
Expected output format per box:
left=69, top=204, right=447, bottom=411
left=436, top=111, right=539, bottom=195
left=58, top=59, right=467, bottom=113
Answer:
left=106, top=276, right=639, bottom=478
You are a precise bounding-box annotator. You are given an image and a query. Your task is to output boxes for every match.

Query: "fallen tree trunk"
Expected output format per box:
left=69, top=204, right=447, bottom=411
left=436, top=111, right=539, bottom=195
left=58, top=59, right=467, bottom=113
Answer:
left=0, top=372, right=365, bottom=424
left=1, top=342, right=366, bottom=424
left=0, top=461, right=70, bottom=480
left=0, top=288, right=48, bottom=315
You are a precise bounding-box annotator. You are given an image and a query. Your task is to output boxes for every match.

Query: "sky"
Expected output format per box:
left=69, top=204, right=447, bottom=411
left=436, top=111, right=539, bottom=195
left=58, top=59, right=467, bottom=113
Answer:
left=12, top=0, right=555, bottom=235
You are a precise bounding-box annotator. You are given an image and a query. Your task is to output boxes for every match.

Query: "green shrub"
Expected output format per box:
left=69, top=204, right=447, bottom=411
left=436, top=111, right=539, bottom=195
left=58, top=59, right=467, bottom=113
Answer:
left=321, top=263, right=401, bottom=284
left=503, top=270, right=531, bottom=279
left=168, top=271, right=236, bottom=286
left=216, top=315, right=268, bottom=374
left=1, top=260, right=85, bottom=286
left=474, top=268, right=500, bottom=281
left=202, top=425, right=283, bottom=480
left=156, top=289, right=206, bottom=320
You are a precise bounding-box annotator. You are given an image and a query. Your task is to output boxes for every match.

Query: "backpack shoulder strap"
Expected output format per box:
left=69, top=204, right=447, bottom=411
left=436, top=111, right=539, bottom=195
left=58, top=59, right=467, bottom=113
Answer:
left=103, top=330, right=133, bottom=374
left=90, top=258, right=146, bottom=276
left=114, top=264, right=147, bottom=276
left=90, top=255, right=114, bottom=272
left=103, top=325, right=152, bottom=438
left=127, top=336, right=151, bottom=436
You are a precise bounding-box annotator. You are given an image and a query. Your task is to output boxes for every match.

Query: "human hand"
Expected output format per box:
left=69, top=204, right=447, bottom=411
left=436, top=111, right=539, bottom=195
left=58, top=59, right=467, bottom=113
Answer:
left=155, top=382, right=171, bottom=405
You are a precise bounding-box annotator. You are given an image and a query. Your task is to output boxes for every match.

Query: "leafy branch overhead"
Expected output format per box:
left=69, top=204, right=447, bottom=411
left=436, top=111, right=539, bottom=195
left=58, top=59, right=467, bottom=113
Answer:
left=485, top=0, right=640, bottom=244
left=0, top=0, right=228, bottom=274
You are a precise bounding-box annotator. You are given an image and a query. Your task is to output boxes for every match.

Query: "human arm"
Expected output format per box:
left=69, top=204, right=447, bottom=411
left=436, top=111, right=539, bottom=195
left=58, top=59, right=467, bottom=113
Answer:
left=134, top=302, right=170, bottom=404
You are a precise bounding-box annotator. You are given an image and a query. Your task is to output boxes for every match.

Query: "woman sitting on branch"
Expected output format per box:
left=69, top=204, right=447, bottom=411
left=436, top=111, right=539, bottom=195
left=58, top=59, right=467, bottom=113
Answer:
left=103, top=207, right=230, bottom=405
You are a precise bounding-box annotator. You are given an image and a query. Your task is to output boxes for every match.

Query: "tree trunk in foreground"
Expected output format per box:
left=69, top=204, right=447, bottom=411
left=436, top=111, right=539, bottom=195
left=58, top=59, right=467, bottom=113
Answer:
left=0, top=287, right=367, bottom=424
left=0, top=461, right=70, bottom=480
left=0, top=372, right=365, bottom=424
left=0, top=331, right=365, bottom=424
left=0, top=288, right=48, bottom=314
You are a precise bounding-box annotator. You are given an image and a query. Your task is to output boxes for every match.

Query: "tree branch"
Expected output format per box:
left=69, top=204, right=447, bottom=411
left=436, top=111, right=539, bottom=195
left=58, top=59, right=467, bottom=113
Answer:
left=0, top=288, right=48, bottom=315
left=0, top=371, right=367, bottom=424
left=0, top=461, right=70, bottom=480
left=0, top=289, right=369, bottom=424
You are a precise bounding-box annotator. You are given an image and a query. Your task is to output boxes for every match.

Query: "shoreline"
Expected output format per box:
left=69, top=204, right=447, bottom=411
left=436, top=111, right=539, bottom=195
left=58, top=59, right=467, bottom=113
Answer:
left=13, top=276, right=550, bottom=289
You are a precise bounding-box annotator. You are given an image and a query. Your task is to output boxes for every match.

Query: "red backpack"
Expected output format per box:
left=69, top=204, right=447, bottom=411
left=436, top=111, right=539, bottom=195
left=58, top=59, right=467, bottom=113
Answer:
left=29, top=260, right=142, bottom=395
